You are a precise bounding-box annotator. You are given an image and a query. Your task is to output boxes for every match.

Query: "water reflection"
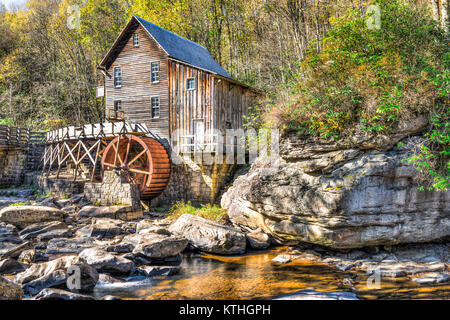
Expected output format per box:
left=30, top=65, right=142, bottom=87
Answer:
left=94, top=248, right=450, bottom=300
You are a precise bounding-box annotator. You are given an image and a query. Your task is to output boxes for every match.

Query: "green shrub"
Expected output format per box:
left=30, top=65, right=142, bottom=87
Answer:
left=167, top=201, right=226, bottom=222
left=269, top=0, right=448, bottom=190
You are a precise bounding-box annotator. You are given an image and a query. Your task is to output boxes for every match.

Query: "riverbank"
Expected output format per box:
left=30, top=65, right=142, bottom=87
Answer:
left=0, top=189, right=448, bottom=300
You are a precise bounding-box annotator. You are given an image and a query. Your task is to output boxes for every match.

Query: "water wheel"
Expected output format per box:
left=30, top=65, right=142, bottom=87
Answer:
left=101, top=134, right=170, bottom=199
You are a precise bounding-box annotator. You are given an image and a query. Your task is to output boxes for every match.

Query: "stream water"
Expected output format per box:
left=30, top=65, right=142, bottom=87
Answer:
left=94, top=247, right=450, bottom=300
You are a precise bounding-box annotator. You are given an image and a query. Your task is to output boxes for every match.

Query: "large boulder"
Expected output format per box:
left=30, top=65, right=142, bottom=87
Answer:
left=75, top=218, right=123, bottom=239
left=221, top=135, right=450, bottom=249
left=15, top=255, right=99, bottom=296
left=0, top=275, right=24, bottom=300
left=0, top=206, right=64, bottom=228
left=45, top=237, right=105, bottom=255
left=168, top=214, right=246, bottom=255
left=19, top=221, right=68, bottom=240
left=79, top=247, right=134, bottom=274
left=77, top=206, right=142, bottom=221
left=131, top=233, right=188, bottom=259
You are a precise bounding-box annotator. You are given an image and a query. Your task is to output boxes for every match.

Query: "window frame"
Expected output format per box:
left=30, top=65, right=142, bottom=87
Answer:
left=186, top=78, right=196, bottom=91
left=151, top=96, right=160, bottom=119
left=133, top=33, right=139, bottom=47
left=114, top=100, right=122, bottom=112
left=113, top=66, right=122, bottom=88
left=150, top=62, right=160, bottom=84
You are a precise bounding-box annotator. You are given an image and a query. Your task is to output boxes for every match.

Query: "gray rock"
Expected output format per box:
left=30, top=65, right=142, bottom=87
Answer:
left=137, top=265, right=180, bottom=277
left=0, top=241, right=32, bottom=259
left=411, top=272, right=450, bottom=285
left=0, top=223, right=18, bottom=238
left=271, top=254, right=291, bottom=264
left=77, top=206, right=140, bottom=221
left=37, top=229, right=74, bottom=242
left=132, top=233, right=188, bottom=259
left=79, top=247, right=134, bottom=274
left=0, top=275, right=24, bottom=300
left=273, top=288, right=358, bottom=300
left=18, top=249, right=35, bottom=264
left=0, top=206, right=64, bottom=228
left=55, top=199, right=71, bottom=209
left=0, top=258, right=26, bottom=274
left=221, top=135, right=450, bottom=249
left=19, top=221, right=67, bottom=240
left=75, top=218, right=123, bottom=239
left=168, top=214, right=246, bottom=255
left=246, top=232, right=270, bottom=250
left=33, top=288, right=95, bottom=300
left=15, top=255, right=99, bottom=296
left=45, top=237, right=99, bottom=255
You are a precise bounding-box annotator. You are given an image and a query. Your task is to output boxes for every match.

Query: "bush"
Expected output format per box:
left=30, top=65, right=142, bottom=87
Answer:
left=269, top=0, right=449, bottom=190
left=167, top=201, right=226, bottom=222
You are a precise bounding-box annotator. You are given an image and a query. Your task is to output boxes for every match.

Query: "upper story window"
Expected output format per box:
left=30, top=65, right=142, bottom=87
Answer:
left=187, top=78, right=196, bottom=90
left=151, top=62, right=159, bottom=83
left=151, top=96, right=160, bottom=119
left=114, top=67, right=122, bottom=88
left=133, top=33, right=139, bottom=47
left=114, top=100, right=122, bottom=111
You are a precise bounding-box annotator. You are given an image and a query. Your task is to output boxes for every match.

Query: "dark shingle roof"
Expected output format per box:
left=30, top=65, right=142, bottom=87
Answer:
left=134, top=16, right=231, bottom=79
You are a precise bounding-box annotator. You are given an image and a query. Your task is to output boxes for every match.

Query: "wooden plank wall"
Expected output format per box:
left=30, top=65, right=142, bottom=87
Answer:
left=105, top=21, right=170, bottom=141
left=168, top=60, right=259, bottom=146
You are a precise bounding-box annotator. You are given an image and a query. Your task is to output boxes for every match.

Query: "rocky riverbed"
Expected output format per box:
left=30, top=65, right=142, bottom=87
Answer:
left=0, top=190, right=448, bottom=300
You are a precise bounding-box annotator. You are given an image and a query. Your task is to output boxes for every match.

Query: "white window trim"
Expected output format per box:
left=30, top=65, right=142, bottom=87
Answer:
left=114, top=100, right=122, bottom=111
left=187, top=77, right=196, bottom=91
left=113, top=66, right=122, bottom=88
left=150, top=61, right=160, bottom=84
left=133, top=33, right=139, bottom=47
left=151, top=95, right=160, bottom=119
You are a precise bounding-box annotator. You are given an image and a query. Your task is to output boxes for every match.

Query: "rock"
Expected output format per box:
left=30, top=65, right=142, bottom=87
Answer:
left=0, top=206, right=64, bottom=228
left=246, top=232, right=270, bottom=250
left=131, top=233, right=188, bottom=259
left=70, top=194, right=84, bottom=204
left=45, top=237, right=100, bottom=255
left=0, top=223, right=18, bottom=238
left=75, top=218, right=123, bottom=239
left=55, top=199, right=71, bottom=209
left=221, top=136, right=450, bottom=249
left=18, top=249, right=35, bottom=264
left=168, top=214, right=246, bottom=255
left=0, top=258, right=26, bottom=274
left=33, top=288, right=95, bottom=300
left=136, top=219, right=171, bottom=235
left=19, top=221, right=67, bottom=240
left=102, top=295, right=121, bottom=300
left=79, top=247, right=134, bottom=274
left=0, top=241, right=32, bottom=259
left=0, top=275, right=24, bottom=300
left=37, top=229, right=74, bottom=242
left=15, top=255, right=99, bottom=295
left=271, top=254, right=291, bottom=264
left=77, top=206, right=141, bottom=221
left=137, top=265, right=180, bottom=277
left=273, top=288, right=358, bottom=300
left=411, top=272, right=450, bottom=285
left=97, top=273, right=124, bottom=285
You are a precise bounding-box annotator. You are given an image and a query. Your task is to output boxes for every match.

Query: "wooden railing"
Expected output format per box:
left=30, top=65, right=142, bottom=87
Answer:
left=106, top=108, right=125, bottom=122
left=0, top=125, right=45, bottom=148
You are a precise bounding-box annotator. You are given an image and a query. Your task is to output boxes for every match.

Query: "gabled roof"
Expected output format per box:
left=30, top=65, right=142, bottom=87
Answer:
left=100, top=15, right=232, bottom=79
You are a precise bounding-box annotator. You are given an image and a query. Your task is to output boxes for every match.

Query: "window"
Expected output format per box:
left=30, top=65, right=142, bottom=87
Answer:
left=187, top=78, right=196, bottom=90
left=151, top=62, right=159, bottom=83
left=133, top=33, right=139, bottom=47
left=114, top=67, right=122, bottom=88
left=151, top=97, right=160, bottom=119
left=114, top=100, right=122, bottom=111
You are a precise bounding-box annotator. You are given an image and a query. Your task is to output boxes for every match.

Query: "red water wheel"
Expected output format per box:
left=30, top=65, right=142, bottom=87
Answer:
left=101, top=134, right=170, bottom=199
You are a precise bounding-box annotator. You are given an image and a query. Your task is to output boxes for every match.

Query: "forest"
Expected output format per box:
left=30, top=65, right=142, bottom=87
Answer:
left=0, top=0, right=448, bottom=189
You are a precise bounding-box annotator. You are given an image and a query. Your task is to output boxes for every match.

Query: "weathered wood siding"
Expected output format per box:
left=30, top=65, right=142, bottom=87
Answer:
left=105, top=22, right=170, bottom=140
left=168, top=60, right=259, bottom=145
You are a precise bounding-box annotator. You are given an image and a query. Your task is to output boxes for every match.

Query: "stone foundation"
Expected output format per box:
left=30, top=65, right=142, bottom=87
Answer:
left=84, top=170, right=142, bottom=213
left=37, top=175, right=85, bottom=198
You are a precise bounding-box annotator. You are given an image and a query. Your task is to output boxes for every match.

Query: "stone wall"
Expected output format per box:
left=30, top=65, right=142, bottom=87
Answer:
left=0, top=143, right=44, bottom=187
left=36, top=175, right=85, bottom=198
left=84, top=170, right=142, bottom=211
left=150, top=153, right=236, bottom=208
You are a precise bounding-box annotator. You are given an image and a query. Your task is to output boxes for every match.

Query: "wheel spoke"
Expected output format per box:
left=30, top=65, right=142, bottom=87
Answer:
left=129, top=167, right=151, bottom=175
left=128, top=148, right=148, bottom=167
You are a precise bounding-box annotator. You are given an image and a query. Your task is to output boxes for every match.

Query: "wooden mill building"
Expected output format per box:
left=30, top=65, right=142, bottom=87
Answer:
left=98, top=15, right=261, bottom=204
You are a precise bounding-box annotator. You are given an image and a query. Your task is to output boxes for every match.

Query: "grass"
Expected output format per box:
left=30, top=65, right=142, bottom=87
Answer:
left=9, top=202, right=30, bottom=207
left=167, top=201, right=227, bottom=222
